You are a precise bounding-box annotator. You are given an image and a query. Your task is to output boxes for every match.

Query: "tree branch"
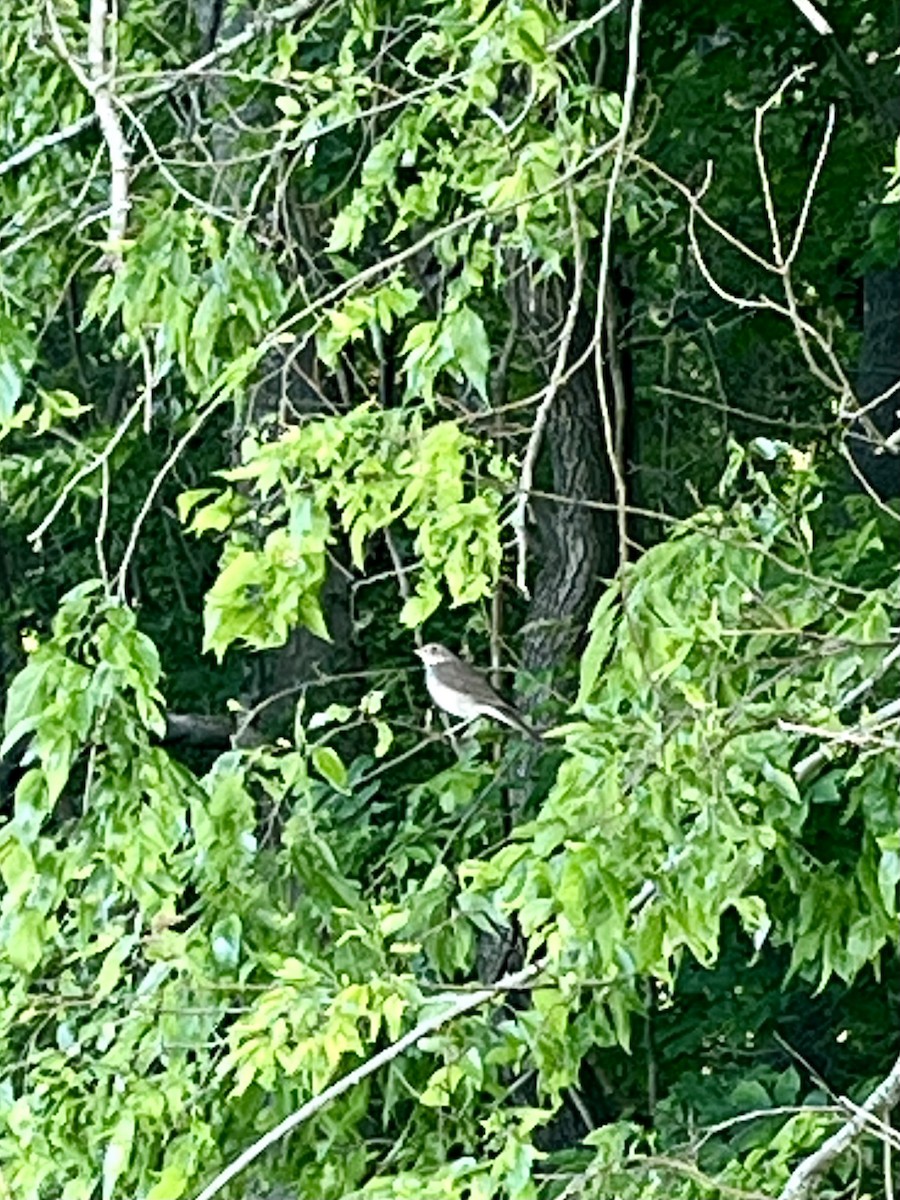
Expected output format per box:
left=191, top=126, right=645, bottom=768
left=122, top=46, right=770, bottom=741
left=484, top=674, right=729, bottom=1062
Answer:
left=192, top=961, right=541, bottom=1200
left=593, top=0, right=643, bottom=571
left=787, top=0, right=832, bottom=36
left=793, top=641, right=900, bottom=781
left=512, top=185, right=585, bottom=598
left=1, top=0, right=324, bottom=180
left=777, top=1048, right=900, bottom=1200
left=45, top=0, right=131, bottom=266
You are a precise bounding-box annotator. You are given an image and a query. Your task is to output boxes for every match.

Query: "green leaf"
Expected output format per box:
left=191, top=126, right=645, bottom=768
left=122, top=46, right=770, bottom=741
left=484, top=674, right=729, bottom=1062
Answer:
left=191, top=286, right=226, bottom=378
left=95, top=935, right=136, bottom=1002
left=5, top=909, right=46, bottom=972
left=41, top=734, right=73, bottom=806
left=211, top=914, right=242, bottom=970
left=145, top=1166, right=188, bottom=1200
left=275, top=94, right=301, bottom=118
left=102, top=1113, right=135, bottom=1200
left=177, top=488, right=218, bottom=522
left=878, top=849, right=900, bottom=913
left=299, top=595, right=330, bottom=641
left=308, top=703, right=354, bottom=730
left=0, top=319, right=35, bottom=422
left=761, top=760, right=800, bottom=806
left=312, top=746, right=349, bottom=793
left=373, top=719, right=394, bottom=757
left=1, top=655, right=51, bottom=755
left=0, top=360, right=25, bottom=421
left=444, top=306, right=490, bottom=401
left=0, top=835, right=34, bottom=902
left=599, top=91, right=623, bottom=127
left=328, top=206, right=366, bottom=254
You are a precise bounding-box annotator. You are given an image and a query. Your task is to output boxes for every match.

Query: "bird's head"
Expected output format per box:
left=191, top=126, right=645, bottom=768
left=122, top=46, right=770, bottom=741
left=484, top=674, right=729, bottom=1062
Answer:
left=415, top=643, right=453, bottom=666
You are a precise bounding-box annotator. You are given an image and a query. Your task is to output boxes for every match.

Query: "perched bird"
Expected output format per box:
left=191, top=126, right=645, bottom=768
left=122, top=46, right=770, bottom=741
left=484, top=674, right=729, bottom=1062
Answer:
left=415, top=643, right=542, bottom=743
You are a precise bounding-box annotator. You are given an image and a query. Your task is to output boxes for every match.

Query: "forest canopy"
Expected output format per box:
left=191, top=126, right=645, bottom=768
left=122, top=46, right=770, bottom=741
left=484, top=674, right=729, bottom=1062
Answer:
left=1, top=1, right=899, bottom=1198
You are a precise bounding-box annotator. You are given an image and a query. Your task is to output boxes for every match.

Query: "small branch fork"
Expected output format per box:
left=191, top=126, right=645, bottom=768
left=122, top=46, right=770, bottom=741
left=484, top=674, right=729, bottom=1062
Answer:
left=2, top=0, right=324, bottom=181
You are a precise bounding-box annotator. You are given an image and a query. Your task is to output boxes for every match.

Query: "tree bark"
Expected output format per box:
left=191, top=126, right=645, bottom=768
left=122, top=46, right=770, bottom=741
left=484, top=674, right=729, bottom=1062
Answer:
left=518, top=281, right=618, bottom=732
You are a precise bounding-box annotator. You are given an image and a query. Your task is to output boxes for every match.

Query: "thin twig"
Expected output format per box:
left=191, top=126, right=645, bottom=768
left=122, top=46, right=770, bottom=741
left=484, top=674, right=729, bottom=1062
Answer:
left=785, top=104, right=835, bottom=269
left=95, top=454, right=111, bottom=589
left=841, top=442, right=900, bottom=526
left=593, top=0, right=643, bottom=571
left=114, top=93, right=235, bottom=223
left=753, top=75, right=842, bottom=397
left=28, top=395, right=144, bottom=547
left=793, top=692, right=900, bottom=782
left=115, top=393, right=227, bottom=600
left=835, top=1096, right=900, bottom=1153
left=549, top=0, right=622, bottom=53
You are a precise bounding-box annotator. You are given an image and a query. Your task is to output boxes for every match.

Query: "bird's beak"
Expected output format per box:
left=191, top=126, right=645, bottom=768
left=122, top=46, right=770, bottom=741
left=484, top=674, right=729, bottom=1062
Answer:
left=414, top=647, right=425, bottom=661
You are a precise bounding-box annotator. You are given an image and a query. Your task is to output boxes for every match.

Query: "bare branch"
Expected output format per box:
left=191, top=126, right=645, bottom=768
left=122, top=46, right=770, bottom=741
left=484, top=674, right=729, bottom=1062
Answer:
left=0, top=114, right=95, bottom=180
left=788, top=0, right=832, bottom=36
left=28, top=395, right=144, bottom=548
left=0, top=0, right=325, bottom=180
left=753, top=75, right=847, bottom=400
left=549, top=0, right=623, bottom=53
left=115, top=392, right=227, bottom=600
left=793, top=680, right=900, bottom=782
left=785, top=104, right=835, bottom=269
left=86, top=0, right=130, bottom=263
left=777, top=1049, right=900, bottom=1200
left=593, top=0, right=643, bottom=570
left=46, top=0, right=131, bottom=266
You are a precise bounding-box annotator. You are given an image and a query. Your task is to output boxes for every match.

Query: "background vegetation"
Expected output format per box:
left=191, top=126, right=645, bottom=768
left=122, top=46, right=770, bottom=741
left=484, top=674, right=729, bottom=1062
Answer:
left=1, top=1, right=899, bottom=1198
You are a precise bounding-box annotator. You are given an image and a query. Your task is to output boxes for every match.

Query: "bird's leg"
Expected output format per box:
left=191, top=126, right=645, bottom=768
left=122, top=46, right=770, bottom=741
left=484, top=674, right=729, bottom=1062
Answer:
left=449, top=717, right=486, bottom=755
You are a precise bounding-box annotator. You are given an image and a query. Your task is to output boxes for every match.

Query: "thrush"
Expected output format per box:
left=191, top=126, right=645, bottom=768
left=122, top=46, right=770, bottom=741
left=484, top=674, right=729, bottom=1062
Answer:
left=415, top=643, right=542, bottom=743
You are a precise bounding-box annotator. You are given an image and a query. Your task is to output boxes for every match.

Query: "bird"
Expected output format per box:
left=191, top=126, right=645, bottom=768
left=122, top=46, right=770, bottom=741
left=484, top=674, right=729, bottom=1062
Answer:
left=415, top=643, right=542, bottom=743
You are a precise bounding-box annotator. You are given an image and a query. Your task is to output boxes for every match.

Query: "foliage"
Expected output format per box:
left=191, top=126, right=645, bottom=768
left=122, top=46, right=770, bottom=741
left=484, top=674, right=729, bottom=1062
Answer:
left=185, top=406, right=510, bottom=654
left=1, top=1, right=899, bottom=1199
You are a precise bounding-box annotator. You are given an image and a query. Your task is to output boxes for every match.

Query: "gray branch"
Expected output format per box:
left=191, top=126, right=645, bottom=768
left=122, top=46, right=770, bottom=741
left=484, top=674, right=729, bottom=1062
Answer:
left=778, top=1049, right=900, bottom=1200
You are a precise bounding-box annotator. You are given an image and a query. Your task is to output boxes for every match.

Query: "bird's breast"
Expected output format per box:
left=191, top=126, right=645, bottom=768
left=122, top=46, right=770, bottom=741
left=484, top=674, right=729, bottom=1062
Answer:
left=426, top=673, right=482, bottom=719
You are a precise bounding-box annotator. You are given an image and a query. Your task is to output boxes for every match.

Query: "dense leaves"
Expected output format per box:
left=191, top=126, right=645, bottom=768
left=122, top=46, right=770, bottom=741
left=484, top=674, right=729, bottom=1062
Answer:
left=1, top=1, right=899, bottom=1199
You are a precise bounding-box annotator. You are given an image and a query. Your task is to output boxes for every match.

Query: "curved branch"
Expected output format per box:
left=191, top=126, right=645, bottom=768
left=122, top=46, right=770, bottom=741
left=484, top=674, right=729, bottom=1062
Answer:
left=512, top=185, right=585, bottom=597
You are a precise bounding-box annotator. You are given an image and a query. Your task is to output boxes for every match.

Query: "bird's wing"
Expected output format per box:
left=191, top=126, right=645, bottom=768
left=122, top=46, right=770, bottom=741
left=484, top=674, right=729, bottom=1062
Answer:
left=486, top=702, right=543, bottom=743
left=447, top=661, right=512, bottom=708
left=451, top=662, right=543, bottom=742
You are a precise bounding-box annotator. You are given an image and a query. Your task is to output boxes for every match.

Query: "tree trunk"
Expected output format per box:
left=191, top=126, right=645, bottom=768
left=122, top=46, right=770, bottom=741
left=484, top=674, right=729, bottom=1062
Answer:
left=518, top=282, right=618, bottom=738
